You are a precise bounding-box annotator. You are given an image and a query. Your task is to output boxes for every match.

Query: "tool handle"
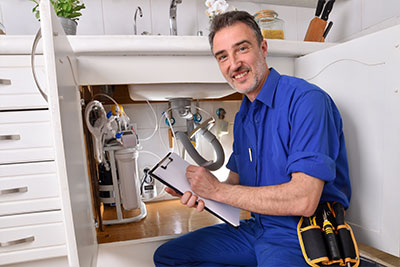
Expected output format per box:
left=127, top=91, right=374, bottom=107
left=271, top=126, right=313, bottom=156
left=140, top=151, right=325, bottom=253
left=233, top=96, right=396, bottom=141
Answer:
left=333, top=202, right=345, bottom=225
left=323, top=222, right=341, bottom=260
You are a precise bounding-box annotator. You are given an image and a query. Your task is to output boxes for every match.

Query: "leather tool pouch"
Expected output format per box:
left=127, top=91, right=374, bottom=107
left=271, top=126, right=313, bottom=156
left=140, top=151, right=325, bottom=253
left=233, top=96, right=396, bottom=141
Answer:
left=304, top=17, right=327, bottom=42
left=297, top=202, right=360, bottom=267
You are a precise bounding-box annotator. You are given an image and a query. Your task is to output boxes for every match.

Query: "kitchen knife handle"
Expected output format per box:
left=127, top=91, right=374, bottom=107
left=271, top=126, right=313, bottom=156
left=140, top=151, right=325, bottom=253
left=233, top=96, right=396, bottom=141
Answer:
left=321, top=0, right=335, bottom=21
left=315, top=0, right=326, bottom=17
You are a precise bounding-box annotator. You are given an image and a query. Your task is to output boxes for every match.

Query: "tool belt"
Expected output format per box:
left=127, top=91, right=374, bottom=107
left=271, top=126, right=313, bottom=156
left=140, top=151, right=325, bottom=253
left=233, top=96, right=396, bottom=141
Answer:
left=297, top=202, right=360, bottom=267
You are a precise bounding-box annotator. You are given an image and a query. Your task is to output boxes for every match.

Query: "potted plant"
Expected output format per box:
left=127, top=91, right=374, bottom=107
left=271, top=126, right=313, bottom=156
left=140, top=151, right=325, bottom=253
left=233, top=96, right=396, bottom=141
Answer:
left=31, top=0, right=86, bottom=35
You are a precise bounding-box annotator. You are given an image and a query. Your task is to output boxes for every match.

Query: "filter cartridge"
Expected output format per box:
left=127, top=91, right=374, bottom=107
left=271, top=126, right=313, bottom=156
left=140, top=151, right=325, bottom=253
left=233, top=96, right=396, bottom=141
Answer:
left=115, top=148, right=141, bottom=210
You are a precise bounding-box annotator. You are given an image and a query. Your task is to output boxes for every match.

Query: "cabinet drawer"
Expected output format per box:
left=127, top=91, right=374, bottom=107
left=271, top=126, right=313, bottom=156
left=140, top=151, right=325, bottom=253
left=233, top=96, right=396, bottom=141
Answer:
left=0, top=172, right=59, bottom=205
left=0, top=212, right=66, bottom=255
left=0, top=56, right=47, bottom=110
left=0, top=110, right=54, bottom=164
left=0, top=162, right=61, bottom=216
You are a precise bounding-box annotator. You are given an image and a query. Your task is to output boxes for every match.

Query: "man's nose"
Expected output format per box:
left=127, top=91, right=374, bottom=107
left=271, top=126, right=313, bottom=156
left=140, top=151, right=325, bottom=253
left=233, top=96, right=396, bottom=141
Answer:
left=229, top=54, right=242, bottom=71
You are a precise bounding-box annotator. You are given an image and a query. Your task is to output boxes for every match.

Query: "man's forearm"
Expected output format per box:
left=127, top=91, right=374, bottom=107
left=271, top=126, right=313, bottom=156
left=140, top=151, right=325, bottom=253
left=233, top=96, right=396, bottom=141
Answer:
left=211, top=172, right=324, bottom=217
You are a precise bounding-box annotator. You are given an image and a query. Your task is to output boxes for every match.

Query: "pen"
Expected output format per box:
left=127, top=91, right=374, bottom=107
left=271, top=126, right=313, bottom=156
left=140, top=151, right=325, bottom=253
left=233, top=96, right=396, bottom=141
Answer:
left=248, top=148, right=252, bottom=162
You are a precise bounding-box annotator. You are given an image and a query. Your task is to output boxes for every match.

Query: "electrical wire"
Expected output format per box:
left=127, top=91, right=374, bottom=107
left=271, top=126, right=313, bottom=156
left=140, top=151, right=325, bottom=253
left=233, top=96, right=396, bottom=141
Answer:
left=304, top=58, right=386, bottom=81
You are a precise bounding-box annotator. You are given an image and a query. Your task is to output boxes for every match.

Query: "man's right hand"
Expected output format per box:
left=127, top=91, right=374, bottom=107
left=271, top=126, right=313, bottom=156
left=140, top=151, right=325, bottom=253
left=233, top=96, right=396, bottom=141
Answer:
left=164, top=187, right=205, bottom=212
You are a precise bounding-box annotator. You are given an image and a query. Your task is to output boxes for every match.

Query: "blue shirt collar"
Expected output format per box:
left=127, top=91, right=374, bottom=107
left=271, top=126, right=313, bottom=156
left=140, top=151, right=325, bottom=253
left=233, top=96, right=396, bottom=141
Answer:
left=238, top=67, right=281, bottom=118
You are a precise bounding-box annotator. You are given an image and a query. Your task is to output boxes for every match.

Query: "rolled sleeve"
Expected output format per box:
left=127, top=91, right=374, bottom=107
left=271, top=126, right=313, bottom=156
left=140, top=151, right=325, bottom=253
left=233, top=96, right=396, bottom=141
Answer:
left=226, top=153, right=238, bottom=173
left=286, top=151, right=336, bottom=182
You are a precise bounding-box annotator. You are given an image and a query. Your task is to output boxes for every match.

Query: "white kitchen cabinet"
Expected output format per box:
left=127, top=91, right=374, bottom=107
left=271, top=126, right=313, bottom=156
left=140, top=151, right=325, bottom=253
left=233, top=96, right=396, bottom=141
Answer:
left=0, top=56, right=68, bottom=265
left=26, top=0, right=400, bottom=265
left=295, top=25, right=400, bottom=257
left=38, top=1, right=98, bottom=267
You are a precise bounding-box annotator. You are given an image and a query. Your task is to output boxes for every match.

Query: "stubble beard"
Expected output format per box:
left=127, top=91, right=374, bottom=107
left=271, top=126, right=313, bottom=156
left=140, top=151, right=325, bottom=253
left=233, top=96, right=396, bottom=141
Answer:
left=228, top=54, right=267, bottom=95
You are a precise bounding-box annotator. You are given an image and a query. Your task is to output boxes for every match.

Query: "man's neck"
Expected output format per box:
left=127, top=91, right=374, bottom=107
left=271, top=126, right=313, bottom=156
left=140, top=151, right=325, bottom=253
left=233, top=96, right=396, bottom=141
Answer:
left=246, top=67, right=270, bottom=102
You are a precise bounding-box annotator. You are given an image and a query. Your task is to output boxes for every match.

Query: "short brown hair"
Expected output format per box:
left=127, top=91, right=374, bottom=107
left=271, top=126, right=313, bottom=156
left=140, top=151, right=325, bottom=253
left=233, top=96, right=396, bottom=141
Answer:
left=208, top=10, right=263, bottom=51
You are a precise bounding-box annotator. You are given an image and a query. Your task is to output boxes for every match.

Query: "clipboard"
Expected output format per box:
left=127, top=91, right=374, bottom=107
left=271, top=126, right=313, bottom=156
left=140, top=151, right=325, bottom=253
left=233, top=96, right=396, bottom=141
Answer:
left=148, top=152, right=240, bottom=228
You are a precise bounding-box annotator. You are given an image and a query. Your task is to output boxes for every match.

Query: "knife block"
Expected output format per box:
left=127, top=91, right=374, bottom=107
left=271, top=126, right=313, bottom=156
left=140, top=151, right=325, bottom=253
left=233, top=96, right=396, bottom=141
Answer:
left=304, top=17, right=327, bottom=42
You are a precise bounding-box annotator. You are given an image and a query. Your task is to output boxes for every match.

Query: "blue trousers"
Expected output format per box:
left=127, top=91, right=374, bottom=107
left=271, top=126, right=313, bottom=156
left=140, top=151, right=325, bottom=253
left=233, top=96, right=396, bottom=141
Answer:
left=153, top=218, right=308, bottom=266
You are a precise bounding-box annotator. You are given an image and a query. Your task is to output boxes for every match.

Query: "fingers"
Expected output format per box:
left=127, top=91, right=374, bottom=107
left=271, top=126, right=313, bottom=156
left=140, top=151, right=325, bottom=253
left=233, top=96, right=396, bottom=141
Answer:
left=180, top=191, right=192, bottom=204
left=181, top=191, right=197, bottom=208
left=165, top=186, right=205, bottom=212
left=164, top=187, right=180, bottom=197
left=196, top=199, right=205, bottom=212
left=181, top=191, right=205, bottom=212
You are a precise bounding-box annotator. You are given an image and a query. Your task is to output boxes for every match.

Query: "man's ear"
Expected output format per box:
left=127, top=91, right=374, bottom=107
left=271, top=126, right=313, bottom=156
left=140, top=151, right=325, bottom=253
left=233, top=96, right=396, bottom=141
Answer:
left=261, top=40, right=268, bottom=58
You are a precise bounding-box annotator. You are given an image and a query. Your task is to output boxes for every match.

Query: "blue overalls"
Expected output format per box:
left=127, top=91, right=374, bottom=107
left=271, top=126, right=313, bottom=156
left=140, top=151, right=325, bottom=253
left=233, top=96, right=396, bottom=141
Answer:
left=154, top=68, right=351, bottom=266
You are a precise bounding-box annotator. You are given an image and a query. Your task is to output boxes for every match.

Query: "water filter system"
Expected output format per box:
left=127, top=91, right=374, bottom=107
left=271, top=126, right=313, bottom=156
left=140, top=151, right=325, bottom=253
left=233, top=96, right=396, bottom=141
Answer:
left=85, top=95, right=147, bottom=225
left=85, top=95, right=229, bottom=224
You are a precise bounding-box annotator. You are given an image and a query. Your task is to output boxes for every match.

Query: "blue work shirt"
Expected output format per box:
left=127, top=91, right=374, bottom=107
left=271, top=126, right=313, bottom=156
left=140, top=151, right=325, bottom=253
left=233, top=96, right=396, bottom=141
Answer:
left=226, top=68, right=351, bottom=237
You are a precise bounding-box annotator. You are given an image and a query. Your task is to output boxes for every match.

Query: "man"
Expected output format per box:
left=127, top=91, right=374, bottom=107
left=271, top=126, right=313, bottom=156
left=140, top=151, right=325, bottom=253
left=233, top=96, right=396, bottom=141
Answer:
left=154, top=10, right=351, bottom=266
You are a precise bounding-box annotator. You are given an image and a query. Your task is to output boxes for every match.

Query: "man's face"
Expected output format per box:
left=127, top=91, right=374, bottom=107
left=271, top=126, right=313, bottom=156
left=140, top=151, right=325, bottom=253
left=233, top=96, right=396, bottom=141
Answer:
left=212, top=22, right=268, bottom=98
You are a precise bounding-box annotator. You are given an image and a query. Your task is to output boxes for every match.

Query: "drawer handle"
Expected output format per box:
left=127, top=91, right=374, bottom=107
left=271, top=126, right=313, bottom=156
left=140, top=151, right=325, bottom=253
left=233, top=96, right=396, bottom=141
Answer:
left=0, top=236, right=35, bottom=247
left=0, top=79, right=12, bottom=85
left=0, top=134, right=21, bottom=141
left=0, top=186, right=28, bottom=195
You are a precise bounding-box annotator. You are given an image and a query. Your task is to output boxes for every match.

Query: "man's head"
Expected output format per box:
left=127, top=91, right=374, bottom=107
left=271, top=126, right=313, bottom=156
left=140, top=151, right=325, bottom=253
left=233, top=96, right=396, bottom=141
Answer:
left=208, top=11, right=263, bottom=52
left=208, top=11, right=269, bottom=101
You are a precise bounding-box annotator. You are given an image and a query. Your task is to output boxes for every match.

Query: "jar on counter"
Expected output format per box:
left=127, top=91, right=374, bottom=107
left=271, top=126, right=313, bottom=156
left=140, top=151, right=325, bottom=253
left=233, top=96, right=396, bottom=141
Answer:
left=254, top=10, right=284, bottom=40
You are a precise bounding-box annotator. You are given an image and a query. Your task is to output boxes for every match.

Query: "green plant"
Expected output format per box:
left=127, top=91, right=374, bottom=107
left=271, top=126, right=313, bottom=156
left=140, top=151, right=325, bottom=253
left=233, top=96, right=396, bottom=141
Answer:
left=31, top=0, right=86, bottom=22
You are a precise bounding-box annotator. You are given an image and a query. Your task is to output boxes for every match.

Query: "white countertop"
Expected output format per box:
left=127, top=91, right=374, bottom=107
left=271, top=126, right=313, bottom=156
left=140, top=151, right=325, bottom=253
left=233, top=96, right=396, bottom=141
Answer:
left=0, top=35, right=337, bottom=100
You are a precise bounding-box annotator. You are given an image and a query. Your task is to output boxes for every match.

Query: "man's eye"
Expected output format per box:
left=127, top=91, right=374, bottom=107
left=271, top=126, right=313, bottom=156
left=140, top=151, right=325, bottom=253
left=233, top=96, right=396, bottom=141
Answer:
left=218, top=55, right=227, bottom=62
left=239, top=46, right=248, bottom=52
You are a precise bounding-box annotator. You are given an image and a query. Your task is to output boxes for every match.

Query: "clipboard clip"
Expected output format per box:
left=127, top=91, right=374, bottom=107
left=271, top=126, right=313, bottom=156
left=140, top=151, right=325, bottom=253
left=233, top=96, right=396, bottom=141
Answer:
left=161, top=157, right=173, bottom=169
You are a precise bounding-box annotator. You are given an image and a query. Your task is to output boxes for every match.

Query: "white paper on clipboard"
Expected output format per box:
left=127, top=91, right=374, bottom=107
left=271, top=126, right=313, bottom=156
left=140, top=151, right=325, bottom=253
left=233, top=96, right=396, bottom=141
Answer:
left=148, top=152, right=240, bottom=227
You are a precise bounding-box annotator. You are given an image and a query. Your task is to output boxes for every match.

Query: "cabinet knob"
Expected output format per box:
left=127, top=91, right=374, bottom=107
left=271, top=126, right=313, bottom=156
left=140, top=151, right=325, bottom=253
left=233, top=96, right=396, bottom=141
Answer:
left=0, top=236, right=35, bottom=247
left=0, top=79, right=11, bottom=85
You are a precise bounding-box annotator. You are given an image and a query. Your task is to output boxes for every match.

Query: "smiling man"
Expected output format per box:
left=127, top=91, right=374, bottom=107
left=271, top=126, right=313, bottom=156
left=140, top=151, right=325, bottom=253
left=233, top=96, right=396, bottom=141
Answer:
left=154, top=11, right=351, bottom=266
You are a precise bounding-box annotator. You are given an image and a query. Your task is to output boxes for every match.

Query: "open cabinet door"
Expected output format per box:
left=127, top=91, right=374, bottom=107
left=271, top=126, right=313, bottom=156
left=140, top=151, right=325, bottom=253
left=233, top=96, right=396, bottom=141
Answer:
left=295, top=26, right=400, bottom=257
left=39, top=1, right=97, bottom=266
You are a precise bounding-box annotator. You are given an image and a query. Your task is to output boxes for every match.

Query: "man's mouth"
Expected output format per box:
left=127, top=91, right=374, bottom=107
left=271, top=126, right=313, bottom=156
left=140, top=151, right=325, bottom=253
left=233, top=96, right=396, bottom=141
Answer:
left=233, top=71, right=249, bottom=80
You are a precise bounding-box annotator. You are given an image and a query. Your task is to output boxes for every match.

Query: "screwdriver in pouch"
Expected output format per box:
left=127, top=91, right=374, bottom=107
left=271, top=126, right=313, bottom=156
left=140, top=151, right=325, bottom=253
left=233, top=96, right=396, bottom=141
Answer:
left=322, top=210, right=341, bottom=261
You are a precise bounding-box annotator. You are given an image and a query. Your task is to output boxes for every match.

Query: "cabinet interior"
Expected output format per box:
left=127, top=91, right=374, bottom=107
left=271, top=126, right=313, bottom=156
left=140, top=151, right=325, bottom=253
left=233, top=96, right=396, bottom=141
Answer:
left=80, top=85, right=246, bottom=244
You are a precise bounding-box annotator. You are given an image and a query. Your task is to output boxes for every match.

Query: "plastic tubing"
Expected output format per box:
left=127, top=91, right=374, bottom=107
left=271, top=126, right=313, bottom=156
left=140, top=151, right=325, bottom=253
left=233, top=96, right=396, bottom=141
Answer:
left=138, top=99, right=158, bottom=142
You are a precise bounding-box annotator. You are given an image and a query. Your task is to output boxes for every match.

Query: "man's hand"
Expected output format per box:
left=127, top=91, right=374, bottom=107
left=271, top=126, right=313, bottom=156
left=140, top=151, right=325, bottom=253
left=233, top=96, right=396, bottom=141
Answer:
left=186, top=165, right=220, bottom=200
left=164, top=187, right=205, bottom=212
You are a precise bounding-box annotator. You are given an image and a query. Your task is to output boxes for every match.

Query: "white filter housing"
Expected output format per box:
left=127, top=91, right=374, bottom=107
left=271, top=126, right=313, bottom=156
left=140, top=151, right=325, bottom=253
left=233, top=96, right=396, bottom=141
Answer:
left=115, top=148, right=141, bottom=210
